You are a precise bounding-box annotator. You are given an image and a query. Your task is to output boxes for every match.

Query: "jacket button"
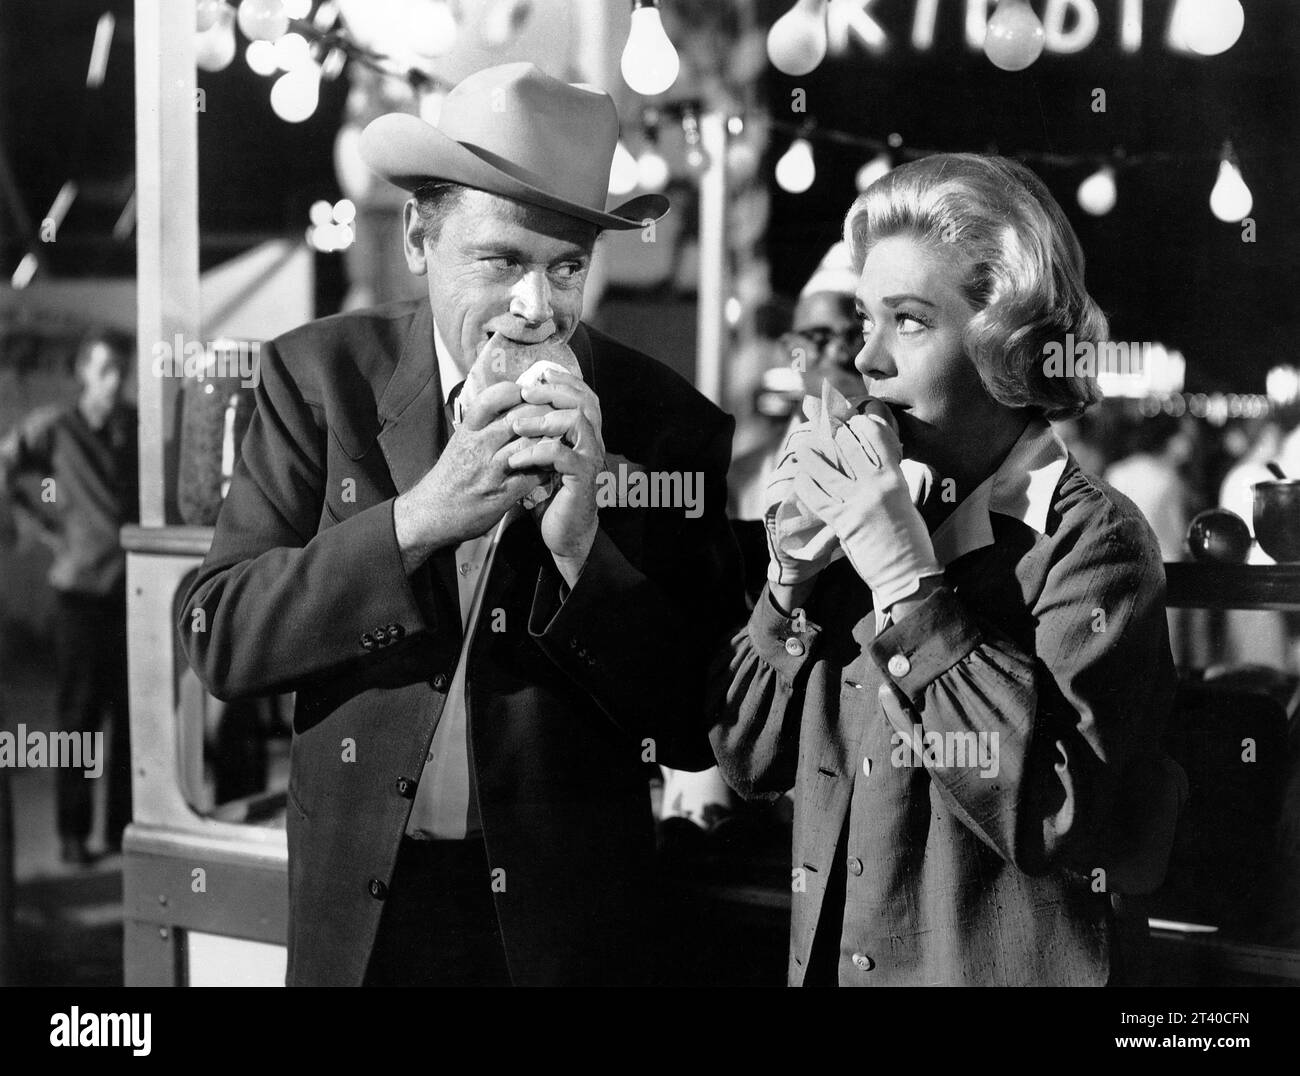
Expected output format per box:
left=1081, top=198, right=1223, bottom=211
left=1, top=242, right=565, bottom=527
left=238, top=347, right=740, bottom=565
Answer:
left=388, top=623, right=405, bottom=641
left=887, top=653, right=911, bottom=677
left=847, top=856, right=864, bottom=876
left=360, top=632, right=376, bottom=651
left=432, top=673, right=448, bottom=690
left=784, top=637, right=805, bottom=657
left=852, top=952, right=874, bottom=971
left=862, top=757, right=873, bottom=777
left=570, top=637, right=580, bottom=650
left=368, top=878, right=388, bottom=900
left=395, top=777, right=416, bottom=798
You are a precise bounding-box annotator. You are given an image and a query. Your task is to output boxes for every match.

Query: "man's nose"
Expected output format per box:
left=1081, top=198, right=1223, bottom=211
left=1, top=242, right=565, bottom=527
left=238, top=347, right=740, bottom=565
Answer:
left=510, top=269, right=553, bottom=326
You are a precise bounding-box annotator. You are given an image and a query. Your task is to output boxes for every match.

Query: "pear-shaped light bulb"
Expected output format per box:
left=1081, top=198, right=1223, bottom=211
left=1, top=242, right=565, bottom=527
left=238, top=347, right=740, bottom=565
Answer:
left=195, top=6, right=238, bottom=71
left=620, top=2, right=680, bottom=97
left=270, top=63, right=320, bottom=122
left=237, top=0, right=290, bottom=42
left=775, top=138, right=816, bottom=194
left=984, top=0, right=1045, bottom=72
left=1077, top=165, right=1117, bottom=216
left=766, top=0, right=828, bottom=77
left=246, top=39, right=278, bottom=75
left=1210, top=151, right=1252, bottom=222
left=196, top=0, right=228, bottom=33
left=1177, top=0, right=1244, bottom=57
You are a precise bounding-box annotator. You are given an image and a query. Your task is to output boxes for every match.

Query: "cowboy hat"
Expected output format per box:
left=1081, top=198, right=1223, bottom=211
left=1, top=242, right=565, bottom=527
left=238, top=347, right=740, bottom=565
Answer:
left=360, top=62, right=668, bottom=231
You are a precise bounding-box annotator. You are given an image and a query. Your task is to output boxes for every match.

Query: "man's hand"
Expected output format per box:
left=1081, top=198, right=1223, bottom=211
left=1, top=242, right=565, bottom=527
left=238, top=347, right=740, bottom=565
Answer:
left=392, top=381, right=547, bottom=573
left=506, top=370, right=605, bottom=587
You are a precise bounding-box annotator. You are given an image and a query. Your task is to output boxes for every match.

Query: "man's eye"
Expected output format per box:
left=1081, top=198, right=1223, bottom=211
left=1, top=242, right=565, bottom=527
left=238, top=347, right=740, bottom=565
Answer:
left=487, top=256, right=518, bottom=270
left=552, top=262, right=583, bottom=280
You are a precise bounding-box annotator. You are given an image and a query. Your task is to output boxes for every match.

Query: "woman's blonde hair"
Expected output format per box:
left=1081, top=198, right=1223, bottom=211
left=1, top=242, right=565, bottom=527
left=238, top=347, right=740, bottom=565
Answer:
left=844, top=153, right=1107, bottom=420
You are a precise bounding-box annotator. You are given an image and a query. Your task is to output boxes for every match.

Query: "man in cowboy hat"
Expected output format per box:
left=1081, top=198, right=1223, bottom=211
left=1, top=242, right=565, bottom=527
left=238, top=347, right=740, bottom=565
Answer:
left=180, top=63, right=745, bottom=986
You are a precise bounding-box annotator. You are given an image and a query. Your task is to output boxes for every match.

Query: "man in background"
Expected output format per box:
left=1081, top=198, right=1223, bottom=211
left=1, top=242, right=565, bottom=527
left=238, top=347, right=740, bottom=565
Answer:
left=0, top=333, right=138, bottom=865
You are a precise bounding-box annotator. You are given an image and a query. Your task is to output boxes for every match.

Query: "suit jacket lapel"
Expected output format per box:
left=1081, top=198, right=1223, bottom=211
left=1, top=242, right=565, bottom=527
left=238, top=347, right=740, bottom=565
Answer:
left=375, top=303, right=462, bottom=639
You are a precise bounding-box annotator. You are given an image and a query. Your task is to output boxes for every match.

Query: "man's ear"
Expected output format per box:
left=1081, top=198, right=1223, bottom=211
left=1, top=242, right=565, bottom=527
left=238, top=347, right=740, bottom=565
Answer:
left=401, top=199, right=428, bottom=277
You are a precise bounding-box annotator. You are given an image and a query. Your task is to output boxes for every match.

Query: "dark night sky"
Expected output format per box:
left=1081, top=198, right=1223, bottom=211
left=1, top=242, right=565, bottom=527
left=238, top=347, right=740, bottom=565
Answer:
left=1, top=1, right=1296, bottom=392
left=760, top=0, right=1300, bottom=393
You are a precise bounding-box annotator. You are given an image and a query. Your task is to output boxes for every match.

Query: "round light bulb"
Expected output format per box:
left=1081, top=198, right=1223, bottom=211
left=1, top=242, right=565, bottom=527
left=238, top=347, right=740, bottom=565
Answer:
left=766, top=0, right=828, bottom=77
left=775, top=138, right=816, bottom=194
left=984, top=0, right=1045, bottom=72
left=685, top=144, right=711, bottom=173
left=636, top=147, right=670, bottom=193
left=270, top=64, right=320, bottom=122
left=620, top=3, right=680, bottom=97
left=309, top=200, right=333, bottom=227
left=854, top=152, right=891, bottom=191
left=245, top=38, right=279, bottom=75
left=237, top=0, right=290, bottom=42
left=196, top=0, right=228, bottom=33
left=408, top=0, right=458, bottom=58
left=608, top=141, right=640, bottom=197
left=273, top=30, right=311, bottom=71
left=195, top=8, right=238, bottom=72
left=1077, top=165, right=1117, bottom=216
left=1178, top=0, right=1244, bottom=57
left=1209, top=156, right=1252, bottom=222
left=283, top=0, right=311, bottom=17
left=332, top=198, right=357, bottom=226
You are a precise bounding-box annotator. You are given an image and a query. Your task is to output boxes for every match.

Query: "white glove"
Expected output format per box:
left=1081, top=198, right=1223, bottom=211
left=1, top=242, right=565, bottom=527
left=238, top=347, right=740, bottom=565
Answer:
left=764, top=419, right=841, bottom=586
left=793, top=411, right=944, bottom=612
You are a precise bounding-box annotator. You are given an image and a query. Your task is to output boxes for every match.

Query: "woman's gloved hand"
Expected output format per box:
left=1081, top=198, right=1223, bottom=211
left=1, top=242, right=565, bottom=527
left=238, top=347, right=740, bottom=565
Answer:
left=794, top=407, right=944, bottom=612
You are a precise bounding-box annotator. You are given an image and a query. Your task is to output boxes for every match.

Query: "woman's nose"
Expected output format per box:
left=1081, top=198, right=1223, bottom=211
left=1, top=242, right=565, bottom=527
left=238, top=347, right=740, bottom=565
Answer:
left=854, top=333, right=894, bottom=379
left=510, top=270, right=553, bottom=326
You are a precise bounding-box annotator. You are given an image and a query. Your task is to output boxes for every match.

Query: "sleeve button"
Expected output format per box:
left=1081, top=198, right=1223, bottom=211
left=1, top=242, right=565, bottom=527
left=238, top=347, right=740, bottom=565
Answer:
left=388, top=623, right=405, bottom=640
left=784, top=637, right=805, bottom=657
left=373, top=626, right=389, bottom=645
left=360, top=632, right=376, bottom=651
left=432, top=673, right=448, bottom=691
left=395, top=777, right=416, bottom=798
left=887, top=653, right=911, bottom=678
left=851, top=952, right=874, bottom=971
left=368, top=878, right=388, bottom=900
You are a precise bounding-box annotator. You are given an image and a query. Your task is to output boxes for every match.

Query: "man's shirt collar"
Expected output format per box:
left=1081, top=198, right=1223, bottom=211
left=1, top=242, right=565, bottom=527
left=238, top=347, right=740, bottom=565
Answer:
left=929, top=417, right=1068, bottom=567
left=433, top=321, right=469, bottom=407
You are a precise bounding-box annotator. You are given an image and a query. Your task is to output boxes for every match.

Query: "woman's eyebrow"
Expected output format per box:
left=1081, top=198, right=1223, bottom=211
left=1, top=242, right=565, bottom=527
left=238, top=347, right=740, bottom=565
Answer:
left=882, top=294, right=937, bottom=307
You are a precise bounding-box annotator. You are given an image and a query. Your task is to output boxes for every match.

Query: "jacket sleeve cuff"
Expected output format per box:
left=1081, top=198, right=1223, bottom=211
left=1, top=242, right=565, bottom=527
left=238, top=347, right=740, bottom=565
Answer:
left=869, top=585, right=982, bottom=704
left=748, top=584, right=822, bottom=682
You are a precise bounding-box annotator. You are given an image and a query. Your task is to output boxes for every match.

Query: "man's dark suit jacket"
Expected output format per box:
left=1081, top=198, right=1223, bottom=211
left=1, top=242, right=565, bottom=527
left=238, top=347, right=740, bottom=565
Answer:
left=179, top=299, right=746, bottom=986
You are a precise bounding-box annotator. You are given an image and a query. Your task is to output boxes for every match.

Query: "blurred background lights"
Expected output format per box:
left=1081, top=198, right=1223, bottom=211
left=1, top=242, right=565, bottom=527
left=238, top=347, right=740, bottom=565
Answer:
left=245, top=38, right=279, bottom=75
left=1210, top=144, right=1253, bottom=222
left=607, top=140, right=639, bottom=197
left=854, top=152, right=891, bottom=192
left=1077, top=165, right=1117, bottom=216
left=983, top=0, right=1045, bottom=72
left=775, top=137, right=816, bottom=193
left=407, top=0, right=459, bottom=58
left=270, top=63, right=321, bottom=122
left=308, top=198, right=357, bottom=251
left=766, top=0, right=828, bottom=77
left=236, top=0, right=290, bottom=43
left=620, top=0, right=680, bottom=96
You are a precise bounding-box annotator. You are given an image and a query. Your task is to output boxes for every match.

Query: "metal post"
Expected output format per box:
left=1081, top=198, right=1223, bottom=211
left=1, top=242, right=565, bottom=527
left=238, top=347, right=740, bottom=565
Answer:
left=695, top=110, right=728, bottom=405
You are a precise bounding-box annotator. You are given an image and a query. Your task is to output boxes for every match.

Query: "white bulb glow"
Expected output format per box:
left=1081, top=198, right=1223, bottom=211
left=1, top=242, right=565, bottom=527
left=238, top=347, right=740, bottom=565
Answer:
left=775, top=138, right=816, bottom=194
left=273, top=31, right=311, bottom=71
left=482, top=0, right=532, bottom=48
left=608, top=141, right=640, bottom=197
left=636, top=147, right=670, bottom=193
left=283, top=0, right=311, bottom=17
left=332, top=198, right=357, bottom=226
left=408, top=0, right=458, bottom=58
left=984, top=0, right=1045, bottom=72
left=766, top=0, right=828, bottom=77
left=245, top=38, right=279, bottom=75
left=237, top=0, right=290, bottom=42
left=309, top=200, right=333, bottom=227
left=620, top=3, right=680, bottom=97
left=1176, top=0, right=1244, bottom=57
left=196, top=0, right=228, bottom=33
left=1077, top=166, right=1117, bottom=216
left=270, top=64, right=320, bottom=122
left=1210, top=155, right=1252, bottom=223
left=195, top=9, right=238, bottom=72
left=725, top=297, right=743, bottom=326
left=854, top=152, right=891, bottom=191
